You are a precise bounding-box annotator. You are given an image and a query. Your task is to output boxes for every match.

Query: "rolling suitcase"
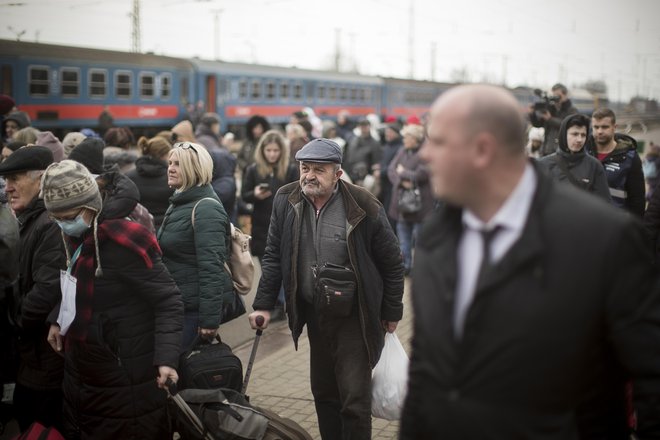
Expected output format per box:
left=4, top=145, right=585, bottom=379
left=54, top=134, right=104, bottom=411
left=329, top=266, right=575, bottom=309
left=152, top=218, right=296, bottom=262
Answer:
left=168, top=318, right=313, bottom=440
left=178, top=335, right=243, bottom=392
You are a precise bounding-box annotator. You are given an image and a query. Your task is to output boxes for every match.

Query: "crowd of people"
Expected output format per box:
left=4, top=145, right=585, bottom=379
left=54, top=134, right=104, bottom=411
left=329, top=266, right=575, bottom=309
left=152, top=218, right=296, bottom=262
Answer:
left=2, top=81, right=660, bottom=439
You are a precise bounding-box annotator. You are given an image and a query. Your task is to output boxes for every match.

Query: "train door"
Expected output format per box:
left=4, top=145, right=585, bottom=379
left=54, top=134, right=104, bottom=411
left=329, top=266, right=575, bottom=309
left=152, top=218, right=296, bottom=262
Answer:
left=206, top=74, right=216, bottom=113
left=1, top=64, right=13, bottom=96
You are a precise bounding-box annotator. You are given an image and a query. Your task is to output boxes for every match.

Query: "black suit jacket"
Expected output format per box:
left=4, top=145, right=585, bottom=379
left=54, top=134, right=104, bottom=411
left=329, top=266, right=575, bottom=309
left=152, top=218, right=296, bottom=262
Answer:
left=400, top=164, right=660, bottom=439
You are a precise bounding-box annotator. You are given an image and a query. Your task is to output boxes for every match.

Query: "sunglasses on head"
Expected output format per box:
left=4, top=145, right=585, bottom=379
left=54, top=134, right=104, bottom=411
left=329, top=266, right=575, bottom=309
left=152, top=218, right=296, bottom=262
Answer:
left=176, top=142, right=199, bottom=154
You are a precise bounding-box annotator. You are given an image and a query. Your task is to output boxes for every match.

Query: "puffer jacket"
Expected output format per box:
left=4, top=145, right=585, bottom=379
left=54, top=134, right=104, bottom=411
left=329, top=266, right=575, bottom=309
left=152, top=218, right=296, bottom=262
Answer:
left=60, top=174, right=183, bottom=439
left=158, top=184, right=232, bottom=328
left=125, top=155, right=173, bottom=229
left=539, top=115, right=612, bottom=203
left=253, top=180, right=404, bottom=367
left=13, top=197, right=64, bottom=390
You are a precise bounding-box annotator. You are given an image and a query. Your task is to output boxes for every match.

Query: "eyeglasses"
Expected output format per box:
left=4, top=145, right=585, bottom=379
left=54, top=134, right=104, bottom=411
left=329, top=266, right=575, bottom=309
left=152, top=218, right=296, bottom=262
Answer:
left=49, top=208, right=85, bottom=222
left=176, top=142, right=199, bottom=155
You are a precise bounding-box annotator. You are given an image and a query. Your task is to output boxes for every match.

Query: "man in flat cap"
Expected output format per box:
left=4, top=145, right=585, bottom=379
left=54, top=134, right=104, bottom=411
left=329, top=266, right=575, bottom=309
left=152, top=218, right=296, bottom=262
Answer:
left=0, top=146, right=65, bottom=432
left=249, top=138, right=404, bottom=439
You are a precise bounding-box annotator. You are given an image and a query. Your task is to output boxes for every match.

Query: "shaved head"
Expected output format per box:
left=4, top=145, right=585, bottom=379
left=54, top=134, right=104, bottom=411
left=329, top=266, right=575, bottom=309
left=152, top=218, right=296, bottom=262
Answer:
left=432, top=84, right=527, bottom=156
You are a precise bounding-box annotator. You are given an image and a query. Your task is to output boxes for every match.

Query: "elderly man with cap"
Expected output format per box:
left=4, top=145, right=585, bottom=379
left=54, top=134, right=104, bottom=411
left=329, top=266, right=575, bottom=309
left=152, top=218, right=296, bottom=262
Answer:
left=0, top=145, right=65, bottom=432
left=249, top=138, right=404, bottom=440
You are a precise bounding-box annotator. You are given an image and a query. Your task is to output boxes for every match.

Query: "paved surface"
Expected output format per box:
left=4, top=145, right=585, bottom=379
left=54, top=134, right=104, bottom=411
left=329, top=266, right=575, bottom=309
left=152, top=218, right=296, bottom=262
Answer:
left=230, top=276, right=413, bottom=440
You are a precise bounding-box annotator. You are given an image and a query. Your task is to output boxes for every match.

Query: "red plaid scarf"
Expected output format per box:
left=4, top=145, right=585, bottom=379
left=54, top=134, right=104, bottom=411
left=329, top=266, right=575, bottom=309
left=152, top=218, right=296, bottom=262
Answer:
left=67, top=218, right=161, bottom=341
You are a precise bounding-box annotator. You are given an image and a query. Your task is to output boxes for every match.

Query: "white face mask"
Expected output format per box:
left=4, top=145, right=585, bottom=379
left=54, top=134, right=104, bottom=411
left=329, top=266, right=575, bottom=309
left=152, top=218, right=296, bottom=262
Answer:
left=55, top=213, right=90, bottom=237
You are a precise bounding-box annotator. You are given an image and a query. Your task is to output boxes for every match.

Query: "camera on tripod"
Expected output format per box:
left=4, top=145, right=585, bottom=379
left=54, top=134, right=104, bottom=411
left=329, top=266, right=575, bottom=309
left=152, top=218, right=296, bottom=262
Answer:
left=529, top=88, right=560, bottom=127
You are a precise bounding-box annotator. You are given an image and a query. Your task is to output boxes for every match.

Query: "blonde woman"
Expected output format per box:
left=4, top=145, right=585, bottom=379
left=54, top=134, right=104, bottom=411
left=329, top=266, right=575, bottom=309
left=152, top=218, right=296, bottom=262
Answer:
left=157, top=142, right=233, bottom=349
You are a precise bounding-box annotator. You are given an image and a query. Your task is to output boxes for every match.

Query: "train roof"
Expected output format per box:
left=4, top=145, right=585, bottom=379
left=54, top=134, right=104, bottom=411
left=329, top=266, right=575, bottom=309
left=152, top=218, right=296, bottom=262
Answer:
left=189, top=58, right=383, bottom=85
left=0, top=39, right=195, bottom=70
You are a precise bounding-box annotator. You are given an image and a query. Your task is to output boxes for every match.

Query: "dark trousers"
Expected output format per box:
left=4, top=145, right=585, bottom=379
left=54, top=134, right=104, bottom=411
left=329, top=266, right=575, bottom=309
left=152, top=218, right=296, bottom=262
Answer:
left=305, top=303, right=372, bottom=440
left=13, top=382, right=63, bottom=433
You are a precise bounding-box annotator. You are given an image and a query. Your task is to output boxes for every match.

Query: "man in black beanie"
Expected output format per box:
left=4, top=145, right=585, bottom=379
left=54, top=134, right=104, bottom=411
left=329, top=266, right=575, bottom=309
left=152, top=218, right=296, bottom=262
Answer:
left=0, top=146, right=65, bottom=432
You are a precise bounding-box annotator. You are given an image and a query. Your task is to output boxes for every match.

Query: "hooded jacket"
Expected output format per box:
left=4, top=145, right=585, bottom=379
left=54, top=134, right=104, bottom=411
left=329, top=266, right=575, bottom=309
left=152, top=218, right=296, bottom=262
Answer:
left=587, top=133, right=646, bottom=217
left=126, top=155, right=173, bottom=229
left=539, top=115, right=612, bottom=203
left=253, top=180, right=404, bottom=367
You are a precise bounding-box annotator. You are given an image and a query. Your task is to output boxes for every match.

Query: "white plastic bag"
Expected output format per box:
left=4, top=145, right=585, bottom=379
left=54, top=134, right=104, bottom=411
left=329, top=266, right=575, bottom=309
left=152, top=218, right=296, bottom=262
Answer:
left=371, top=332, right=409, bottom=420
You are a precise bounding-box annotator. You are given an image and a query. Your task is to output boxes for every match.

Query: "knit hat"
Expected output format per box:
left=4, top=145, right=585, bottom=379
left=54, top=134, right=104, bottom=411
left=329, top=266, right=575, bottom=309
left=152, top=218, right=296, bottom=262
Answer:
left=0, top=145, right=53, bottom=175
left=41, top=160, right=102, bottom=214
left=36, top=131, right=65, bottom=163
left=62, top=132, right=87, bottom=157
left=0, top=95, right=15, bottom=115
left=68, top=137, right=105, bottom=175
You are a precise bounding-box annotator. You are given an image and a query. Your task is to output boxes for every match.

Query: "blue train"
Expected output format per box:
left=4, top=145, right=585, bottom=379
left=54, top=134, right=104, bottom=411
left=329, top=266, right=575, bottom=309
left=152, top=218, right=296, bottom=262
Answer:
left=0, top=39, right=600, bottom=135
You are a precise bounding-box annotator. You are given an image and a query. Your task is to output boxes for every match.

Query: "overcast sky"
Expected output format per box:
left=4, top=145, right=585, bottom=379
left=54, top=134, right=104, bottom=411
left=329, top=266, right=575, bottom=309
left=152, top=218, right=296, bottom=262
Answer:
left=1, top=0, right=659, bottom=102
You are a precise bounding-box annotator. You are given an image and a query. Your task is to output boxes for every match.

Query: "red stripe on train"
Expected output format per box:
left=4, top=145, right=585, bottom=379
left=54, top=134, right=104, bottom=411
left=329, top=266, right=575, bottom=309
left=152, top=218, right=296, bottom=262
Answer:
left=225, top=105, right=376, bottom=118
left=19, top=104, right=180, bottom=120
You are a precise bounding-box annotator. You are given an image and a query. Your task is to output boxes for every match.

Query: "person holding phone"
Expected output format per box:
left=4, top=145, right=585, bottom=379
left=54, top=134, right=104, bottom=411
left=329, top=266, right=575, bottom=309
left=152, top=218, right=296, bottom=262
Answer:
left=241, top=130, right=298, bottom=320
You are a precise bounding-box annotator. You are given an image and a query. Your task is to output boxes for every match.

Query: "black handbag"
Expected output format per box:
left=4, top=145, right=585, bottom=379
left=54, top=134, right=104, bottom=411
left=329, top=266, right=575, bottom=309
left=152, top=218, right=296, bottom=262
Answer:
left=312, top=262, right=357, bottom=318
left=398, top=186, right=422, bottom=214
left=178, top=335, right=243, bottom=392
left=222, top=289, right=246, bottom=324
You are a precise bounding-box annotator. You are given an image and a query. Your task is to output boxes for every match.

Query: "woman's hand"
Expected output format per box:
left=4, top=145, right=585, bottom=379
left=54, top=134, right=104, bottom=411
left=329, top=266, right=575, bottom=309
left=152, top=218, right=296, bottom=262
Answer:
left=156, top=366, right=178, bottom=389
left=199, top=327, right=218, bottom=341
left=47, top=324, right=64, bottom=356
left=254, top=185, right=273, bottom=200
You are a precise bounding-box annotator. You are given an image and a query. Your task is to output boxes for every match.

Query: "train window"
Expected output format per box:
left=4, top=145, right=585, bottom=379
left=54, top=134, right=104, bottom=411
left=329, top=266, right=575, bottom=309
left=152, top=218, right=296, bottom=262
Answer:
left=180, top=76, right=189, bottom=104
left=29, top=66, right=50, bottom=97
left=115, top=71, right=132, bottom=99
left=251, top=80, right=262, bottom=99
left=266, top=81, right=275, bottom=100
left=318, top=85, right=326, bottom=101
left=239, top=79, right=248, bottom=100
left=350, top=88, right=357, bottom=101
left=364, top=88, right=372, bottom=102
left=339, top=87, right=347, bottom=101
left=358, top=88, right=365, bottom=102
left=280, top=82, right=289, bottom=100
left=89, top=69, right=107, bottom=99
left=60, top=68, right=80, bottom=98
left=161, top=73, right=172, bottom=99
left=329, top=86, right=336, bottom=101
left=140, top=72, right=156, bottom=99
left=293, top=83, right=302, bottom=100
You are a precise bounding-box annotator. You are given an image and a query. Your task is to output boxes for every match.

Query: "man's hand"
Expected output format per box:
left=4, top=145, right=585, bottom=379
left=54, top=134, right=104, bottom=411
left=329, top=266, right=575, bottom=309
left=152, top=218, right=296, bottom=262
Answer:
left=47, top=324, right=63, bottom=355
left=249, top=311, right=271, bottom=330
left=156, top=366, right=178, bottom=389
left=382, top=320, right=398, bottom=333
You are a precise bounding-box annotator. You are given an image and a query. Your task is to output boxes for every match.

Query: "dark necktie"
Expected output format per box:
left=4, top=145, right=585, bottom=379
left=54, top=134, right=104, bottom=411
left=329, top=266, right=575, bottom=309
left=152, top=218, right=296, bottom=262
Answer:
left=477, top=226, right=502, bottom=282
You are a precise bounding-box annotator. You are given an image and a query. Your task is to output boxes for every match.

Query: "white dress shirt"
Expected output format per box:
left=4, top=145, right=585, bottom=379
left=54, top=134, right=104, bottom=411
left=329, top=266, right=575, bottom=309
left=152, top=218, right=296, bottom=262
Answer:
left=453, top=164, right=537, bottom=337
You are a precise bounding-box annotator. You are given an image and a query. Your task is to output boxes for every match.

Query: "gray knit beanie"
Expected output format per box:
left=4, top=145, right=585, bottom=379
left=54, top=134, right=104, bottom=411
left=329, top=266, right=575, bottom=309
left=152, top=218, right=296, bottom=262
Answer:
left=41, top=160, right=102, bottom=214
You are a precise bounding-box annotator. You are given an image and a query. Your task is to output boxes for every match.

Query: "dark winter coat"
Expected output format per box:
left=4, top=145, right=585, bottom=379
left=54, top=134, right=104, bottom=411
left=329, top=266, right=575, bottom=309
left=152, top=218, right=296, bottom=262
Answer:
left=13, top=197, right=64, bottom=390
left=210, top=149, right=237, bottom=219
left=644, top=184, right=660, bottom=264
left=400, top=165, right=660, bottom=439
left=241, top=163, right=299, bottom=257
left=588, top=133, right=646, bottom=217
left=158, top=185, right=233, bottom=328
left=343, top=135, right=381, bottom=183
left=59, top=178, right=182, bottom=440
left=253, top=180, right=404, bottom=367
left=126, top=155, right=173, bottom=229
left=386, top=145, right=434, bottom=222
left=538, top=114, right=612, bottom=203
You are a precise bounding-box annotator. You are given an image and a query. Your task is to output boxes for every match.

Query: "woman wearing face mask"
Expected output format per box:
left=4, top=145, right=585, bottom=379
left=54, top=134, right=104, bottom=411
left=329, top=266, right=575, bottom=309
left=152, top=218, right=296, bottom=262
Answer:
left=42, top=160, right=183, bottom=440
left=157, top=142, right=235, bottom=349
left=241, top=130, right=298, bottom=320
left=539, top=114, right=612, bottom=203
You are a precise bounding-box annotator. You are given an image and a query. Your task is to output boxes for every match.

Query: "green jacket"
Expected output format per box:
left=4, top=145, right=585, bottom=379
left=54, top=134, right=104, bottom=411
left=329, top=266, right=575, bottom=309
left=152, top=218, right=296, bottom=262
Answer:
left=158, top=185, right=231, bottom=328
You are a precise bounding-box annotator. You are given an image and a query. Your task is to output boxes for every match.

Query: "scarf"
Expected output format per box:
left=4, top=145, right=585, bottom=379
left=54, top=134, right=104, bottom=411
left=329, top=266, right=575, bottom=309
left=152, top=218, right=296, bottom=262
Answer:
left=66, top=218, right=161, bottom=341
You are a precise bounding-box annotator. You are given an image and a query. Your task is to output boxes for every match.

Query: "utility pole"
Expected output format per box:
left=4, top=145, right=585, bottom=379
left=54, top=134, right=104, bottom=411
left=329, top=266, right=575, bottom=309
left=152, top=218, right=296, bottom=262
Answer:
left=408, top=0, right=415, bottom=78
left=334, top=28, right=341, bottom=71
left=212, top=9, right=223, bottom=60
left=131, top=0, right=141, bottom=53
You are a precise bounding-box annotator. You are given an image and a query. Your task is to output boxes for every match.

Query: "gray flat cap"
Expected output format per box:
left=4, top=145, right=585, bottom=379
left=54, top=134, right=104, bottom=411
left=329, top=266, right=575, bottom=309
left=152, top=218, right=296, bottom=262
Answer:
left=294, top=138, right=343, bottom=164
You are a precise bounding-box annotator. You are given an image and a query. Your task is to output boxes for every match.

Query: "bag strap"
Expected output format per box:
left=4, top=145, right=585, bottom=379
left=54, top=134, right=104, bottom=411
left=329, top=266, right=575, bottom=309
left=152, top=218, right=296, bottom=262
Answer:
left=191, top=197, right=220, bottom=229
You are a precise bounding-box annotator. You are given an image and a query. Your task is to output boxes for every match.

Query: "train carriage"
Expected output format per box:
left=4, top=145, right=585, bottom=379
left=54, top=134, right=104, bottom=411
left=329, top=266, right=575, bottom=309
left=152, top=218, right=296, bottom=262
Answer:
left=0, top=39, right=194, bottom=132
